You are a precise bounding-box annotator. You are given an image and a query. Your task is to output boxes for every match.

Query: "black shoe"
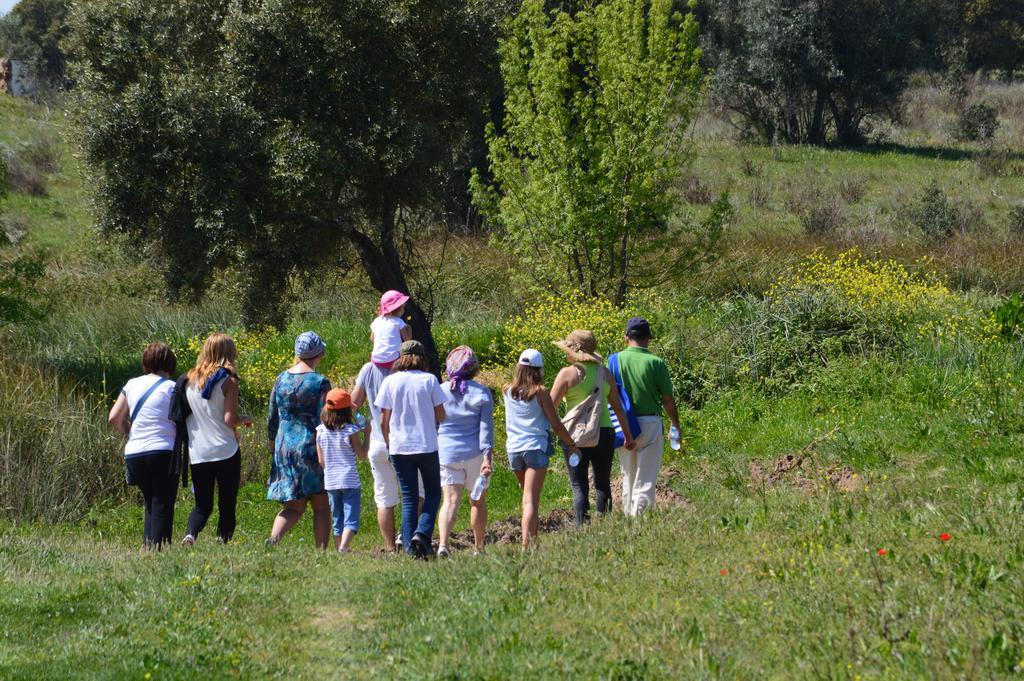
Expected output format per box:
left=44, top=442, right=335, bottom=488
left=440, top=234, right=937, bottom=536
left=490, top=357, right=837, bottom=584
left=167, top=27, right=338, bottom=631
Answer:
left=410, top=533, right=431, bottom=560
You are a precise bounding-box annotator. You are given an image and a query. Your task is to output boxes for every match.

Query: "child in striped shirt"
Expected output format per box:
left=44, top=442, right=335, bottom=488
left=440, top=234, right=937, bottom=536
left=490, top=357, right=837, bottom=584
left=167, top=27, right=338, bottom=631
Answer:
left=316, top=389, right=368, bottom=552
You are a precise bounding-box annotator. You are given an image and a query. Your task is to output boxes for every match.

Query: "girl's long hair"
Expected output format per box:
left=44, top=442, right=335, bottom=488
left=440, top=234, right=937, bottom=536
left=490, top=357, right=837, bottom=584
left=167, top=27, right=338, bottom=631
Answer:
left=506, top=364, right=544, bottom=402
left=320, top=406, right=354, bottom=431
left=188, top=333, right=238, bottom=389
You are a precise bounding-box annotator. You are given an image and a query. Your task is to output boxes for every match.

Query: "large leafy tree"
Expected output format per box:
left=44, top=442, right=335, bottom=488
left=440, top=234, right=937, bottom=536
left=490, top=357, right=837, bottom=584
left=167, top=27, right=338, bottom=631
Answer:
left=702, top=0, right=939, bottom=145
left=67, top=0, right=502, bottom=365
left=473, top=0, right=723, bottom=304
left=8, top=0, right=69, bottom=87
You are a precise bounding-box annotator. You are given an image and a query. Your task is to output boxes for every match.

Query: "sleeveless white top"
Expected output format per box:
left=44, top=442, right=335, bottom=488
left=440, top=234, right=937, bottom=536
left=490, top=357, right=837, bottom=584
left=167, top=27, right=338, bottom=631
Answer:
left=185, top=378, right=238, bottom=464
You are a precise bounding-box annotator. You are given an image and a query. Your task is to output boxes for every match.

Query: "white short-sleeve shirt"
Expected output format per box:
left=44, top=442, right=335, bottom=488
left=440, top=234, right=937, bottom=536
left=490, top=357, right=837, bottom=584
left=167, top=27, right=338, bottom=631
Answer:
left=370, top=315, right=408, bottom=364
left=374, top=370, right=447, bottom=455
left=121, top=375, right=176, bottom=457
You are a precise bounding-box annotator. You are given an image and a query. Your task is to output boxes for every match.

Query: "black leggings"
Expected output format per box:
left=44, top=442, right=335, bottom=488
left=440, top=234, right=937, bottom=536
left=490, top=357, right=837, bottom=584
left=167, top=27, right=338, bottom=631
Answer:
left=125, top=450, right=178, bottom=548
left=187, top=450, right=241, bottom=542
left=564, top=427, right=615, bottom=525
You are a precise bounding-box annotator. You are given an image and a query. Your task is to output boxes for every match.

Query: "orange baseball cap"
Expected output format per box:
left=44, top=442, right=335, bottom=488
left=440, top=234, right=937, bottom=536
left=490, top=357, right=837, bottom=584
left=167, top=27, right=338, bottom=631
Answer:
left=325, top=388, right=352, bottom=410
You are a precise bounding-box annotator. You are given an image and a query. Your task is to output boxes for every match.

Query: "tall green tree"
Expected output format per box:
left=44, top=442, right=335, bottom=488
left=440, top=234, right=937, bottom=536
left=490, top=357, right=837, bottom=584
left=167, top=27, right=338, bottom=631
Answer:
left=67, top=0, right=503, bottom=365
left=9, top=0, right=69, bottom=86
left=702, top=0, right=939, bottom=145
left=473, top=0, right=723, bottom=304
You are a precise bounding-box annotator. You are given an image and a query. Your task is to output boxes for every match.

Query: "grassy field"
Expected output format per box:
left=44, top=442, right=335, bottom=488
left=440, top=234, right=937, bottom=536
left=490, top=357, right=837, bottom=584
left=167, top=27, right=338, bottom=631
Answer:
left=2, top=84, right=1024, bottom=678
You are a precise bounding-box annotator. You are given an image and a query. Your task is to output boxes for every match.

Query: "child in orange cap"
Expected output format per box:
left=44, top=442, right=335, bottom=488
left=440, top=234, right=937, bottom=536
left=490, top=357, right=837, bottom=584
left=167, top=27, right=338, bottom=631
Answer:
left=316, top=388, right=368, bottom=552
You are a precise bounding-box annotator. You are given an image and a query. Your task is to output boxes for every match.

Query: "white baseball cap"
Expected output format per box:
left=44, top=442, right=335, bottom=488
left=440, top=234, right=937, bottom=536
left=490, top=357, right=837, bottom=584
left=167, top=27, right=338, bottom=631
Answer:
left=518, top=349, right=543, bottom=368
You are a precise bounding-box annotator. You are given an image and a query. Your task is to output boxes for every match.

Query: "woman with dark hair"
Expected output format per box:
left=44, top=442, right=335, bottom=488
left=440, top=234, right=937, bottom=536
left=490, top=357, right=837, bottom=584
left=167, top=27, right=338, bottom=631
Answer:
left=108, top=342, right=179, bottom=548
left=374, top=340, right=447, bottom=558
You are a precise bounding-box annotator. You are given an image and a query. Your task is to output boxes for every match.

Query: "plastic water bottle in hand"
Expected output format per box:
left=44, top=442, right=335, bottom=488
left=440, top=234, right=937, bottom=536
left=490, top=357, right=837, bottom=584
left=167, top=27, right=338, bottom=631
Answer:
left=669, top=425, right=682, bottom=451
left=568, top=451, right=581, bottom=468
left=355, top=412, right=366, bottom=428
left=470, top=474, right=490, bottom=501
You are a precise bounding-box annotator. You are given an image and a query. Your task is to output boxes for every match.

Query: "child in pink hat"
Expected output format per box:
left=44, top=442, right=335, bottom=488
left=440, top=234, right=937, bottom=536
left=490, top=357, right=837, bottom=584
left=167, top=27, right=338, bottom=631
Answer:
left=370, top=290, right=413, bottom=369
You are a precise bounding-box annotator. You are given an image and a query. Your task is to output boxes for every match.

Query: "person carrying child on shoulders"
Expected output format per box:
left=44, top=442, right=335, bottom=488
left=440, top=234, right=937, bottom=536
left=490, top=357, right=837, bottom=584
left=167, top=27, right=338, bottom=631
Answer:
left=316, top=388, right=368, bottom=553
left=370, top=290, right=413, bottom=370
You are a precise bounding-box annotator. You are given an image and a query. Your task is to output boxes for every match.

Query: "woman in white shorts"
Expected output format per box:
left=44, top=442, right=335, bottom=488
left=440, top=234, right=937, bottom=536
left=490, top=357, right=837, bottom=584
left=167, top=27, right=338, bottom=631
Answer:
left=436, top=346, right=494, bottom=557
left=352, top=360, right=423, bottom=553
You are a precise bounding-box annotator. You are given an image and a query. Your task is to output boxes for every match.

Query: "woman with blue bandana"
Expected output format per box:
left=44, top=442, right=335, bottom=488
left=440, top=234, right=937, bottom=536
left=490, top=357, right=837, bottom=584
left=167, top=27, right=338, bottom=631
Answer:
left=266, top=331, right=332, bottom=547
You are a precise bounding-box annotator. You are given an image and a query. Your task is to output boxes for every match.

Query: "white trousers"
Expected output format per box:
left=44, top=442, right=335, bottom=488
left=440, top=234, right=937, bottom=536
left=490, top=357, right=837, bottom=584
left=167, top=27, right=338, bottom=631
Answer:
left=618, top=416, right=665, bottom=517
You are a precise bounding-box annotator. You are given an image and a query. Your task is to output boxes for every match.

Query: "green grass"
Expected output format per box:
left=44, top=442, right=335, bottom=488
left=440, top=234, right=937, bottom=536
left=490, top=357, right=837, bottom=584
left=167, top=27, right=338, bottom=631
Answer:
left=4, top=84, right=1024, bottom=679
left=3, top=370, right=1023, bottom=678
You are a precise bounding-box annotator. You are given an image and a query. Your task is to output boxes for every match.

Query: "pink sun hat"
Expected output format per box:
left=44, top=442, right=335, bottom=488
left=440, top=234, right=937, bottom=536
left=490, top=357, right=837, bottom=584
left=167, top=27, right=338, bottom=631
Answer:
left=379, top=290, right=410, bottom=316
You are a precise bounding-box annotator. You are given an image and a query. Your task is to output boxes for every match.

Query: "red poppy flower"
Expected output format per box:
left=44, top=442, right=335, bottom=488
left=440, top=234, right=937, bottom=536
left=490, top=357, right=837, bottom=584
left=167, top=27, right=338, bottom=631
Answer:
left=938, top=533, right=951, bottom=542
left=719, top=568, right=728, bottom=575
left=877, top=548, right=887, bottom=556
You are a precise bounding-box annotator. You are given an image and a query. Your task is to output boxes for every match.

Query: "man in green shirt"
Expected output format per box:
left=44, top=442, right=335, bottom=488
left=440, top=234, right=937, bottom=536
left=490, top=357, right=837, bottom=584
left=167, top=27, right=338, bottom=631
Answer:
left=613, top=317, right=680, bottom=516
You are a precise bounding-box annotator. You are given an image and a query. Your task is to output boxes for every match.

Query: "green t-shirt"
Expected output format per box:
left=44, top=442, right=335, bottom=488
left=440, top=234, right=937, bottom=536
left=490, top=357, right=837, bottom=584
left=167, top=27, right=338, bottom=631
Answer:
left=563, top=362, right=613, bottom=428
left=615, top=346, right=672, bottom=416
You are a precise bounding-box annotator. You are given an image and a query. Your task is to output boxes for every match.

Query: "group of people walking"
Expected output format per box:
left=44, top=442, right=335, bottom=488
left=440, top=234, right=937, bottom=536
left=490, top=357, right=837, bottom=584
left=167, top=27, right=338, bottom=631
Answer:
left=109, top=291, right=680, bottom=557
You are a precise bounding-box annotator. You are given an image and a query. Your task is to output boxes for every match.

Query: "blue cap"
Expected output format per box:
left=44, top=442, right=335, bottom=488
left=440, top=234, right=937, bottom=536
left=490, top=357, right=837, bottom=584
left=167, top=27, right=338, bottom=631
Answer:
left=294, top=331, right=326, bottom=360
left=625, top=317, right=651, bottom=338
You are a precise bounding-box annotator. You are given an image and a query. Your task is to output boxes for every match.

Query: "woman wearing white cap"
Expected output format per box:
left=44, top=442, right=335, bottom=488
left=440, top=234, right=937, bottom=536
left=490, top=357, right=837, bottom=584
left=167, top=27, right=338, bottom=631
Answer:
left=504, top=349, right=580, bottom=549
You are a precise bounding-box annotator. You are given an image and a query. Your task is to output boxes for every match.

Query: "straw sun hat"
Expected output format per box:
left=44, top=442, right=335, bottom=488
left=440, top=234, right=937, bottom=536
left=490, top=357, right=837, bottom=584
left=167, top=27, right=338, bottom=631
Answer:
left=553, top=330, right=602, bottom=364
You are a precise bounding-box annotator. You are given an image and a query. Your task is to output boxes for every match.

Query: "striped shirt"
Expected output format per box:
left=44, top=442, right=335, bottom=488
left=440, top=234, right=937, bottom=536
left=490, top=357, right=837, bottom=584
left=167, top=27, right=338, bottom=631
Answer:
left=316, top=423, right=362, bottom=490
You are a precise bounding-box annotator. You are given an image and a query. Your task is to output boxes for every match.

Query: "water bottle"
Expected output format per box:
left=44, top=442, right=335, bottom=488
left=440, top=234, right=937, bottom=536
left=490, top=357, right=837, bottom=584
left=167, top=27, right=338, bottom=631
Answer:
left=470, top=473, right=490, bottom=501
left=568, top=451, right=581, bottom=468
left=669, top=425, right=681, bottom=451
left=355, top=412, right=366, bottom=428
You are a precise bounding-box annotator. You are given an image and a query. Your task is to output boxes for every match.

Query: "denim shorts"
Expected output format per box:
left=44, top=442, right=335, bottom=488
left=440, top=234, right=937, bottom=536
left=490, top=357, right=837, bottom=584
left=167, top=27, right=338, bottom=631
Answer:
left=508, top=446, right=551, bottom=471
left=326, top=488, right=361, bottom=535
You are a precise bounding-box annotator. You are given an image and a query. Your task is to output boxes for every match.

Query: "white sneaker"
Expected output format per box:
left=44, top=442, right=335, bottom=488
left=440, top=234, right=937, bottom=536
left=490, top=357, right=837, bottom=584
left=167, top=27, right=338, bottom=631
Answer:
left=181, top=534, right=195, bottom=547
left=437, top=545, right=451, bottom=558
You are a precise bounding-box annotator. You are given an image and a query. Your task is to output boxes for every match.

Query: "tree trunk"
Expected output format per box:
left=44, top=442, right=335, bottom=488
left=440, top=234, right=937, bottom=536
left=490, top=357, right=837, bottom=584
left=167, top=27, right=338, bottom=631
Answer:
left=808, top=89, right=827, bottom=144
left=343, top=208, right=441, bottom=377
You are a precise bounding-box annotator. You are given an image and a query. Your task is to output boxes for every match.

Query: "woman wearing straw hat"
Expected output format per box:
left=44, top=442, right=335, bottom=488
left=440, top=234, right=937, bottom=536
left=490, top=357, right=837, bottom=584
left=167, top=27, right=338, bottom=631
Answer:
left=550, top=330, right=635, bottom=525
left=266, top=331, right=332, bottom=548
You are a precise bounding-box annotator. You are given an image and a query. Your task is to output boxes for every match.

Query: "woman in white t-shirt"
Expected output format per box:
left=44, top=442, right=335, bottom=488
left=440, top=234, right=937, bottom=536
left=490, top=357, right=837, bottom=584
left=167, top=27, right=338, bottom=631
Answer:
left=107, top=342, right=179, bottom=548
left=374, top=340, right=447, bottom=558
left=181, top=333, right=252, bottom=546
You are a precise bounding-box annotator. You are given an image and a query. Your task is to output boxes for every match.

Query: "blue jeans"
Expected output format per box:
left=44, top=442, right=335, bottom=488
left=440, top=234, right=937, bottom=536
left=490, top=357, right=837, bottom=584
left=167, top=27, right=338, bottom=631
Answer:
left=326, top=488, right=362, bottom=535
left=390, top=452, right=441, bottom=554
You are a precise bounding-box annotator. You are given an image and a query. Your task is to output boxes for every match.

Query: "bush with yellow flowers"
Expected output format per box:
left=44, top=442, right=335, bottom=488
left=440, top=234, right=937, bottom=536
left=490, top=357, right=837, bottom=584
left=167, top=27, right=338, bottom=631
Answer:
left=499, top=291, right=633, bottom=379
left=184, top=328, right=293, bottom=401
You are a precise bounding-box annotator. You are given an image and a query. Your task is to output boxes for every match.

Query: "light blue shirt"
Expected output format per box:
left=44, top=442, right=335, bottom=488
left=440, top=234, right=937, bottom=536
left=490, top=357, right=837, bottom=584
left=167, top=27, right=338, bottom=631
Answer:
left=504, top=389, right=550, bottom=453
left=437, top=380, right=494, bottom=464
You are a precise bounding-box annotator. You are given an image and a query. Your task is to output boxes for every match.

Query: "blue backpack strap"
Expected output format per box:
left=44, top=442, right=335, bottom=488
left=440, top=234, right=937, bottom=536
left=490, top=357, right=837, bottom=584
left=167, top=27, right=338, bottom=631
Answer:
left=131, top=377, right=171, bottom=423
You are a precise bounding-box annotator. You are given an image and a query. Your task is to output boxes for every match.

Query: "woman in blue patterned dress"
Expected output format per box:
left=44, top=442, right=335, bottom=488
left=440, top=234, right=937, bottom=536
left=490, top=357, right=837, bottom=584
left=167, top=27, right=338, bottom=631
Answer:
left=266, top=331, right=332, bottom=548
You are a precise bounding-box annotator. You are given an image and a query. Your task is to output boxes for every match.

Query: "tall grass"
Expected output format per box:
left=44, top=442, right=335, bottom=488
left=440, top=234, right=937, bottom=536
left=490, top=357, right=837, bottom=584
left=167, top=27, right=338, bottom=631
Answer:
left=0, top=352, right=124, bottom=522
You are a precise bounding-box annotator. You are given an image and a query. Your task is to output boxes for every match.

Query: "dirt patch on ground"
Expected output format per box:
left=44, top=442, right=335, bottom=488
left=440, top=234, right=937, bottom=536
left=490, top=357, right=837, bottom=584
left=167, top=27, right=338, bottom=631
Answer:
left=748, top=426, right=862, bottom=493
left=448, top=508, right=575, bottom=549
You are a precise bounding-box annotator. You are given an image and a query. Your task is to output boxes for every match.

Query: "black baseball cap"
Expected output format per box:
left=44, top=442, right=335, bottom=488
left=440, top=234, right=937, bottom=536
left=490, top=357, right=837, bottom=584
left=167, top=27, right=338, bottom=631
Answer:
left=625, top=317, right=651, bottom=338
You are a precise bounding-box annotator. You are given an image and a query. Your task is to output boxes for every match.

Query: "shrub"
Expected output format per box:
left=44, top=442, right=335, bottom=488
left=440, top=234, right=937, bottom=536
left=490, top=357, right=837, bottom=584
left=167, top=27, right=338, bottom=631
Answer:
left=907, top=181, right=955, bottom=239
left=786, top=185, right=845, bottom=235
left=837, top=176, right=867, bottom=204
left=681, top=173, right=713, bottom=205
left=500, top=292, right=633, bottom=380
left=952, top=102, right=1000, bottom=142
left=952, top=199, right=988, bottom=235
left=3, top=139, right=60, bottom=197
left=974, top=148, right=1014, bottom=178
left=1009, top=205, right=1024, bottom=236
left=991, top=293, right=1024, bottom=342
left=740, top=157, right=762, bottom=177
left=747, top=178, right=770, bottom=209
